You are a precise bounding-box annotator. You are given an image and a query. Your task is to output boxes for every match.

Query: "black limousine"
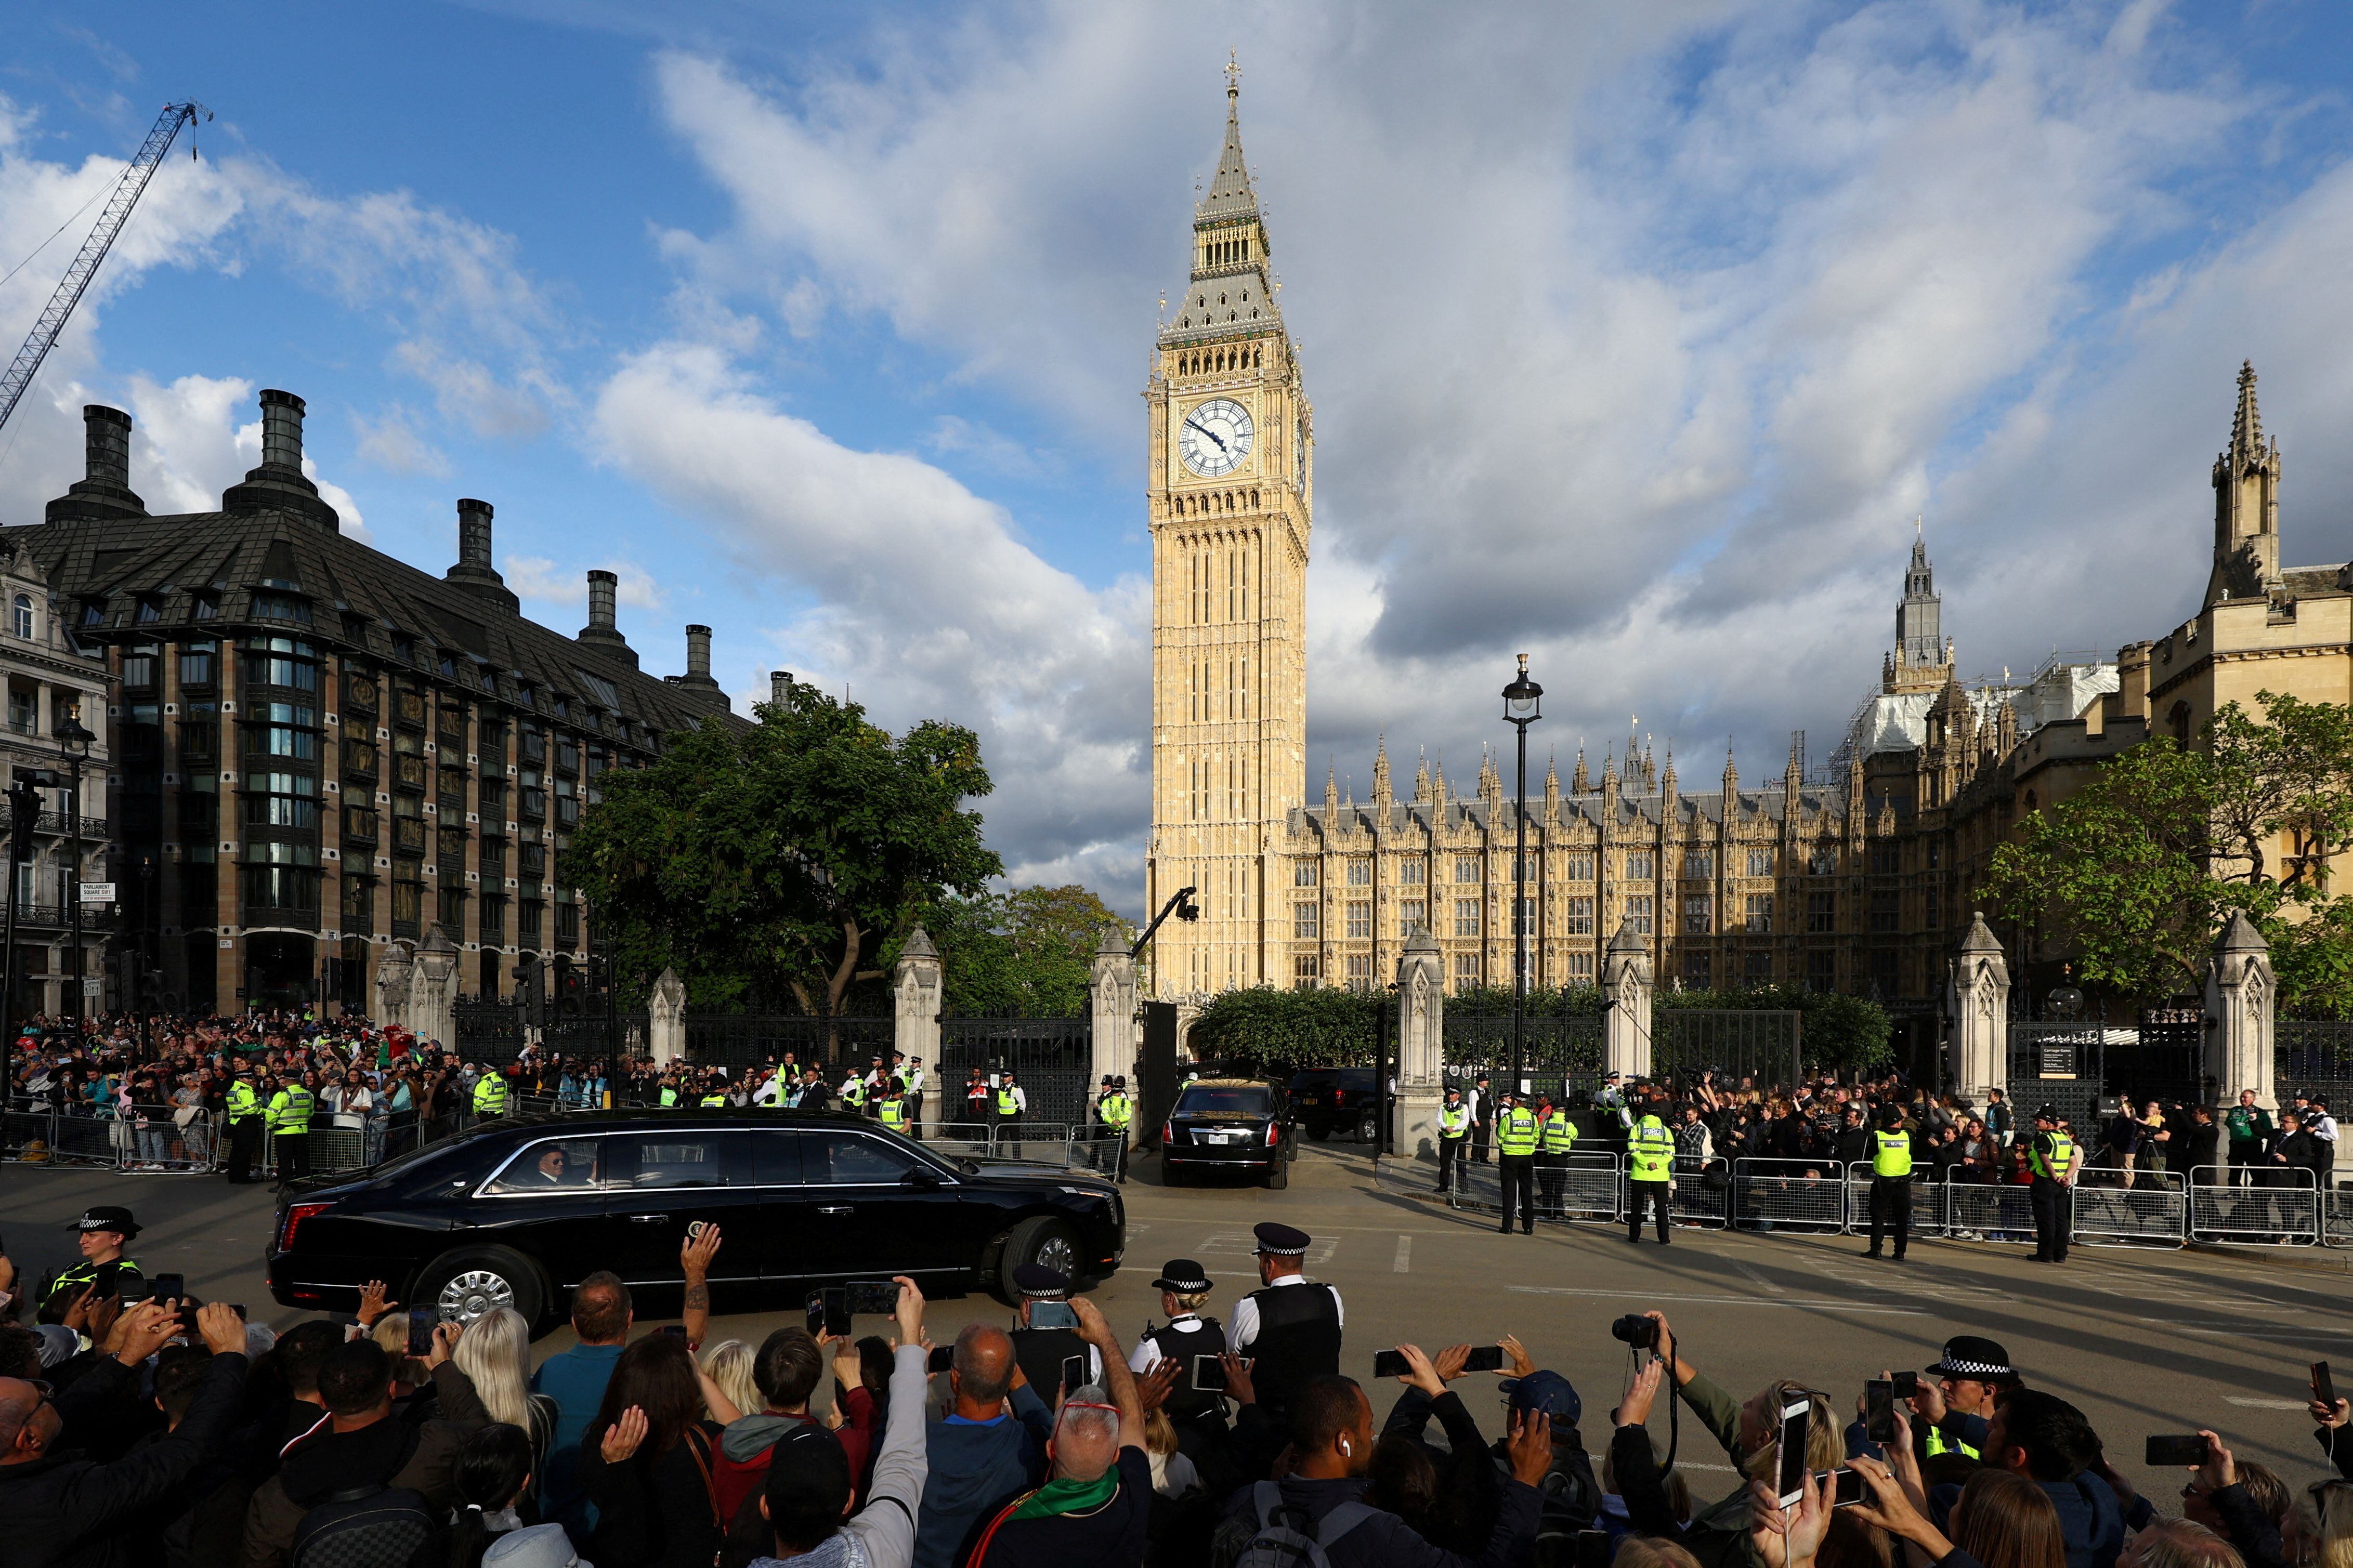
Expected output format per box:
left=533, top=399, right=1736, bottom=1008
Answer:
left=268, top=1109, right=1125, bottom=1325
left=1160, top=1078, right=1294, bottom=1188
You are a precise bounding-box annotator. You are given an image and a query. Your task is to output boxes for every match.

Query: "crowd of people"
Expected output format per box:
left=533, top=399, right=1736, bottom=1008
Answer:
left=5, top=1203, right=2352, bottom=1568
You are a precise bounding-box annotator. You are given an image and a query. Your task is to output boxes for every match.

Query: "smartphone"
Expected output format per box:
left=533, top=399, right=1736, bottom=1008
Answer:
left=87, top=1260, right=122, bottom=1299
left=406, top=1306, right=437, bottom=1358
left=1776, top=1397, right=1811, bottom=1508
left=1194, top=1353, right=1228, bottom=1393
left=1577, top=1530, right=1613, bottom=1568
left=846, top=1280, right=900, bottom=1316
left=1060, top=1354, right=1088, bottom=1402
left=1463, top=1346, right=1506, bottom=1374
left=2316, top=1362, right=2338, bottom=1408
left=1028, top=1300, right=1079, bottom=1331
left=2147, top=1435, right=2208, bottom=1467
left=805, top=1287, right=852, bottom=1338
left=928, top=1345, right=955, bottom=1374
left=150, top=1272, right=186, bottom=1303
left=805, top=1294, right=825, bottom=1336
left=1831, top=1468, right=1868, bottom=1508
left=1372, top=1349, right=1411, bottom=1379
left=1866, top=1379, right=1897, bottom=1445
left=1891, top=1371, right=1920, bottom=1401
left=657, top=1324, right=690, bottom=1339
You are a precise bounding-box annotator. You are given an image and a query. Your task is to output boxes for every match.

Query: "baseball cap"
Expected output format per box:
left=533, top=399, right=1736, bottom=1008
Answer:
left=1501, top=1369, right=1581, bottom=1425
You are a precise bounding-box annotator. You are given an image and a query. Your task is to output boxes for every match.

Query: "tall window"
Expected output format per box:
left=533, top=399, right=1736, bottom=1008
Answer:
left=1293, top=953, right=1319, bottom=985
left=1746, top=850, right=1774, bottom=878
left=244, top=772, right=318, bottom=828
left=178, top=641, right=217, bottom=688
left=11, top=595, right=30, bottom=639
left=1400, top=898, right=1426, bottom=933
left=1455, top=857, right=1480, bottom=884
left=1625, top=851, right=1654, bottom=879
left=1346, top=901, right=1371, bottom=939
left=1567, top=852, right=1594, bottom=881
left=1925, top=886, right=1941, bottom=930
left=1566, top=952, right=1594, bottom=980
left=1807, top=891, right=1836, bottom=932
left=1807, top=950, right=1835, bottom=989
left=1400, top=860, right=1425, bottom=886
left=1809, top=848, right=1838, bottom=876
left=1346, top=858, right=1371, bottom=887
left=1745, top=950, right=1772, bottom=981
left=1564, top=895, right=1594, bottom=935
left=1624, top=894, right=1653, bottom=935
left=1295, top=903, right=1319, bottom=939
left=1512, top=896, right=1536, bottom=937
left=1345, top=952, right=1370, bottom=991
left=1683, top=950, right=1712, bottom=986
left=1453, top=898, right=1480, bottom=937
left=1869, top=891, right=1899, bottom=933
left=1684, top=895, right=1712, bottom=933
left=1295, top=861, right=1318, bottom=888
left=1744, top=893, right=1773, bottom=933
left=1684, top=851, right=1713, bottom=880
left=1452, top=952, right=1480, bottom=991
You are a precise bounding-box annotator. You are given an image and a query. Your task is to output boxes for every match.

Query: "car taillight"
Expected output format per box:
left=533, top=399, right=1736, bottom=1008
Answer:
left=279, top=1201, right=331, bottom=1251
left=1266, top=1122, right=1280, bottom=1146
left=1162, top=1122, right=1176, bottom=1144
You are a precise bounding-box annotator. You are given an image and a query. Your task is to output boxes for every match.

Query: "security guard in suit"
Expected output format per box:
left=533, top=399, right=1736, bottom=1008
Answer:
left=1627, top=1102, right=1675, bottom=1244
left=224, top=1065, right=265, bottom=1185
left=1536, top=1098, right=1577, bottom=1220
left=269, top=1075, right=316, bottom=1185
left=2027, top=1105, right=2080, bottom=1263
left=1494, top=1091, right=1540, bottom=1235
left=1864, top=1106, right=1913, bottom=1261
left=472, top=1067, right=509, bottom=1119
left=1436, top=1087, right=1471, bottom=1204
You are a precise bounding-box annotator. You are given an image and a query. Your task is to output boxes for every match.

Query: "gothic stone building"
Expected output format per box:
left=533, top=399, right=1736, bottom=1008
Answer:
left=18, top=390, right=735, bottom=1013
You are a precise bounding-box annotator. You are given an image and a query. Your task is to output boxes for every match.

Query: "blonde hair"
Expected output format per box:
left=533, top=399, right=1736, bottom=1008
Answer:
left=370, top=1314, right=407, bottom=1358
left=1615, top=1537, right=1704, bottom=1568
left=699, top=1339, right=761, bottom=1421
left=1144, top=1408, right=1179, bottom=1457
left=1167, top=1290, right=1212, bottom=1313
left=453, top=1308, right=533, bottom=1430
left=2297, top=1481, right=2353, bottom=1568
left=2132, top=1521, right=2244, bottom=1568
left=1743, top=1382, right=1840, bottom=1482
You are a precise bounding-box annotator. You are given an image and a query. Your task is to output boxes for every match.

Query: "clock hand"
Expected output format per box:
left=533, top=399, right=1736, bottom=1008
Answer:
left=1184, top=417, right=1228, bottom=452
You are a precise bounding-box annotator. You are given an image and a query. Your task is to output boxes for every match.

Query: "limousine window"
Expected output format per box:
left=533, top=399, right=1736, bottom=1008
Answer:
left=628, top=1133, right=727, bottom=1188
left=485, top=1138, right=603, bottom=1193
left=807, top=1131, right=919, bottom=1185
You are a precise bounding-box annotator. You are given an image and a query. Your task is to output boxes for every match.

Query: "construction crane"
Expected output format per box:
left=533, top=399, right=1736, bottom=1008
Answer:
left=0, top=100, right=211, bottom=438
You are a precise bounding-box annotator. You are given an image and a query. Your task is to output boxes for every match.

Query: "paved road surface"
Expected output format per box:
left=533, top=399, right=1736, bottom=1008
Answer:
left=6, top=1139, right=2346, bottom=1497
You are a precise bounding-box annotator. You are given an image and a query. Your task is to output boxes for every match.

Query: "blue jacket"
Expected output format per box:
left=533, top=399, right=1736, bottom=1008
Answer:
left=1932, top=1468, right=2127, bottom=1568
left=912, top=1386, right=1051, bottom=1568
left=531, top=1342, right=625, bottom=1544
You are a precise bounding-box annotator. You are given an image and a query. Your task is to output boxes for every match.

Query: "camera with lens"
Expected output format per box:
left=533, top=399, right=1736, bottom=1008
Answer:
left=1609, top=1313, right=1658, bottom=1349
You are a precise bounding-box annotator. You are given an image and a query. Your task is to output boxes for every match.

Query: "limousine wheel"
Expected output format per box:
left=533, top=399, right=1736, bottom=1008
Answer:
left=990, top=1216, right=1079, bottom=1305
left=419, top=1245, right=546, bottom=1327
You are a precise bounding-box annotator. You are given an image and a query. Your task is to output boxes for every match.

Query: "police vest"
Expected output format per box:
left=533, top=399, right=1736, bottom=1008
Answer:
left=996, top=1088, right=1020, bottom=1117
left=273, top=1087, right=315, bottom=1134
left=841, top=1082, right=866, bottom=1107
left=1629, top=1117, right=1675, bottom=1182
left=1539, top=1114, right=1577, bottom=1154
left=44, top=1255, right=145, bottom=1312
left=878, top=1098, right=910, bottom=1130
left=906, top=1070, right=924, bottom=1093
left=700, top=1092, right=727, bottom=1109
left=659, top=1086, right=678, bottom=1107
left=473, top=1076, right=508, bottom=1115
left=1147, top=1315, right=1230, bottom=1423
left=1439, top=1104, right=1470, bottom=1138
left=1872, top=1130, right=1913, bottom=1179
left=1100, top=1093, right=1131, bottom=1130
left=226, top=1082, right=261, bottom=1123
left=1241, top=1282, right=1342, bottom=1415
left=1924, top=1425, right=1983, bottom=1461
left=1496, top=1108, right=1539, bottom=1156
left=2029, top=1132, right=2075, bottom=1180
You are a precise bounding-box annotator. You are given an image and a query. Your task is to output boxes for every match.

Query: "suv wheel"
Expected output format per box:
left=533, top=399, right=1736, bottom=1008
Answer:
left=415, top=1244, right=546, bottom=1329
left=991, top=1216, right=1080, bottom=1306
left=1306, top=1121, right=1332, bottom=1142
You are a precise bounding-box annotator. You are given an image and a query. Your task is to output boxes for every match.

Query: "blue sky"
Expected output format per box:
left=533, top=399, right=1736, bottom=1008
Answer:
left=7, top=2, right=2353, bottom=914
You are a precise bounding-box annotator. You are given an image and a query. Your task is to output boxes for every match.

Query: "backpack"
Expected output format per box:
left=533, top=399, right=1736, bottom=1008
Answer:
left=289, top=1484, right=442, bottom=1568
left=1232, top=1481, right=1376, bottom=1568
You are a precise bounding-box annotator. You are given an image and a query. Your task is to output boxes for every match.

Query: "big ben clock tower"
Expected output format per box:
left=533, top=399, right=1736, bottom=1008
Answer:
left=1145, top=59, right=1313, bottom=999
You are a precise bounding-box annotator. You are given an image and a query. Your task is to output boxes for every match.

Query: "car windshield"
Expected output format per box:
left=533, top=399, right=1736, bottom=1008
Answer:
left=1178, top=1086, right=1271, bottom=1115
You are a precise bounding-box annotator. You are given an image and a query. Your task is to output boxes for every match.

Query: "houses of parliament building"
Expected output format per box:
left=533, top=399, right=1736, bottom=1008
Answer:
left=1143, top=75, right=2330, bottom=1035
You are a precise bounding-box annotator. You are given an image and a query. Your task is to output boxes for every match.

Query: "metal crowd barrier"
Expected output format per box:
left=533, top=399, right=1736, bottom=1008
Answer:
left=2189, top=1165, right=2321, bottom=1245
left=928, top=1121, right=995, bottom=1160
left=1944, top=1181, right=2036, bottom=1243
left=983, top=1121, right=1070, bottom=1158
left=1669, top=1158, right=1731, bottom=1228
left=2070, top=1167, right=2187, bottom=1247
left=1733, top=1158, right=1848, bottom=1233
left=1546, top=1150, right=1624, bottom=1222
left=120, top=1104, right=218, bottom=1173
left=2331, top=1189, right=2353, bottom=1248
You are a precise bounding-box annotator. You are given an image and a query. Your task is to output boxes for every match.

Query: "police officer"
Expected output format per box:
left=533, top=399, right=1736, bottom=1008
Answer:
left=1229, top=1222, right=1341, bottom=1430
left=657, top=1070, right=682, bottom=1108
left=473, top=1063, right=510, bottom=1119
left=876, top=1079, right=913, bottom=1136
left=1435, top=1087, right=1471, bottom=1204
left=700, top=1077, right=730, bottom=1110
left=838, top=1067, right=867, bottom=1115
left=269, top=1071, right=316, bottom=1185
left=1096, top=1076, right=1132, bottom=1183
left=1130, top=1259, right=1227, bottom=1453
left=1864, top=1105, right=1913, bottom=1261
left=995, top=1071, right=1027, bottom=1157
left=1468, top=1073, right=1494, bottom=1165
left=905, top=1056, right=927, bottom=1140
left=1536, top=1095, right=1576, bottom=1221
left=1626, top=1098, right=1674, bottom=1244
left=1008, top=1261, right=1101, bottom=1398
left=1494, top=1090, right=1540, bottom=1236
left=2027, top=1105, right=2080, bottom=1263
left=1914, top=1336, right=2020, bottom=1460
left=223, top=1063, right=265, bottom=1185
left=42, top=1206, right=145, bottom=1316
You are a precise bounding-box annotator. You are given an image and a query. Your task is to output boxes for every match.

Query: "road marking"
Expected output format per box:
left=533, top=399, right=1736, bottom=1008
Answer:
left=1508, top=1285, right=1924, bottom=1315
left=1201, top=1232, right=1339, bottom=1266
left=1394, top=1235, right=1412, bottom=1273
left=1731, top=1261, right=1785, bottom=1295
left=2225, top=1396, right=2311, bottom=1409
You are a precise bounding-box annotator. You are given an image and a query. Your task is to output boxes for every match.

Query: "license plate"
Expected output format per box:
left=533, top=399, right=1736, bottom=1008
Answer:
left=1204, top=1131, right=1239, bottom=1144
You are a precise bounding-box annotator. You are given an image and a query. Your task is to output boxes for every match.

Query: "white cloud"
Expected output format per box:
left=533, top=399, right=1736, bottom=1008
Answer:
left=506, top=555, right=668, bottom=620
left=352, top=405, right=453, bottom=478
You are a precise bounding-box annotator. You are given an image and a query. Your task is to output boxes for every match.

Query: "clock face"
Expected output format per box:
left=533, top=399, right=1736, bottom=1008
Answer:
left=1179, top=398, right=1254, bottom=478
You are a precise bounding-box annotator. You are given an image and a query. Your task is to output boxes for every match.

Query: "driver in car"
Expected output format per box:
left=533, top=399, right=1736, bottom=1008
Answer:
left=530, top=1146, right=582, bottom=1185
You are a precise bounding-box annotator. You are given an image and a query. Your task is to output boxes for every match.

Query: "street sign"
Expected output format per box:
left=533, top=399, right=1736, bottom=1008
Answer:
left=79, top=881, right=115, bottom=903
left=82, top=977, right=102, bottom=997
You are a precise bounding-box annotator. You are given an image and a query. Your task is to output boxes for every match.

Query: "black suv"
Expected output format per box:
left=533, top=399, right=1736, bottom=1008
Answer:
left=1288, top=1068, right=1381, bottom=1141
left=268, top=1109, right=1123, bottom=1326
left=1160, top=1078, right=1292, bottom=1188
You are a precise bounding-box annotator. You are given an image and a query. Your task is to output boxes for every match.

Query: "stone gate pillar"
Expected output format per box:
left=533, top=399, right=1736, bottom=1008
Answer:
left=893, top=927, right=944, bottom=1132
left=1947, top=913, right=2009, bottom=1103
left=1603, top=919, right=1653, bottom=1081
left=2205, top=912, right=2274, bottom=1110
left=1090, top=928, right=1139, bottom=1102
left=376, top=945, right=414, bottom=1034
left=1393, top=924, right=1445, bottom=1159
left=647, top=967, right=687, bottom=1068
left=412, top=927, right=459, bottom=1054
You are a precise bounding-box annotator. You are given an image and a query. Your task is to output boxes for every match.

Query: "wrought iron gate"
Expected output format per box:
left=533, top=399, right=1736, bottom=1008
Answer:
left=1653, top=1009, right=1802, bottom=1089
left=939, top=1016, right=1093, bottom=1128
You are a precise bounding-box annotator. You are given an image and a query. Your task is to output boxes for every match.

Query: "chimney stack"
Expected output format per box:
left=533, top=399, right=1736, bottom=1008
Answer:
left=223, top=388, right=339, bottom=530
left=444, top=498, right=519, bottom=614
left=45, top=405, right=146, bottom=522
left=576, top=568, right=636, bottom=668
left=769, top=670, right=793, bottom=706
left=673, top=625, right=726, bottom=710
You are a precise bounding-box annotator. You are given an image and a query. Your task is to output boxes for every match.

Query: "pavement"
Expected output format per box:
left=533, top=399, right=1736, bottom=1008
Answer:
left=6, top=1138, right=2348, bottom=1499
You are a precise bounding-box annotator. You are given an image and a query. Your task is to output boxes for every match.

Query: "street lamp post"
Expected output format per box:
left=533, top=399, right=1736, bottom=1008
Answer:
left=56, top=713, right=94, bottom=1030
left=0, top=772, right=47, bottom=1130
left=1500, top=654, right=1542, bottom=1096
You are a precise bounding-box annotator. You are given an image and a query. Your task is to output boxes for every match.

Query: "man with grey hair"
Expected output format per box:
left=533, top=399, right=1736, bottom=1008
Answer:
left=961, top=1296, right=1148, bottom=1566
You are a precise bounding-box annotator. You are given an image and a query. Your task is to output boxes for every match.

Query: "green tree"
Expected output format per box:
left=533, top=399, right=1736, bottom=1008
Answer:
left=1186, top=986, right=1383, bottom=1072
left=1656, top=984, right=1892, bottom=1073
left=891, top=885, right=1136, bottom=1017
left=563, top=680, right=1001, bottom=1011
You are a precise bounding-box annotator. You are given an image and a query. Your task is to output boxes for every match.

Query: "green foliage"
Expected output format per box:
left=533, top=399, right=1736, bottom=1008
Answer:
left=1446, top=984, right=1604, bottom=1018
left=1656, top=984, right=1893, bottom=1072
left=888, top=886, right=1136, bottom=1017
left=2264, top=897, right=2353, bottom=1020
left=562, top=680, right=1002, bottom=1012
left=1186, top=986, right=1384, bottom=1071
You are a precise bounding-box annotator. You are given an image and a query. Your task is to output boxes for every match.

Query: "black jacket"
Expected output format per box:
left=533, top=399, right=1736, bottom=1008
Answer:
left=0, top=1350, right=247, bottom=1568
left=577, top=1421, right=724, bottom=1568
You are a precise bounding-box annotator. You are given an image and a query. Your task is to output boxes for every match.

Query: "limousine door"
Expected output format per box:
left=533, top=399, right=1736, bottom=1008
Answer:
left=598, top=1129, right=768, bottom=1298
left=790, top=1128, right=965, bottom=1289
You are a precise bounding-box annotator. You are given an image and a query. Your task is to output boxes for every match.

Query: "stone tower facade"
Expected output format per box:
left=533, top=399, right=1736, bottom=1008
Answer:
left=1144, top=64, right=1314, bottom=999
left=2206, top=359, right=2282, bottom=607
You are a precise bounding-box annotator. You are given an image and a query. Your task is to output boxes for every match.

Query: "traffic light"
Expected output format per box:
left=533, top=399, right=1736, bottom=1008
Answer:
left=512, top=956, right=546, bottom=1029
